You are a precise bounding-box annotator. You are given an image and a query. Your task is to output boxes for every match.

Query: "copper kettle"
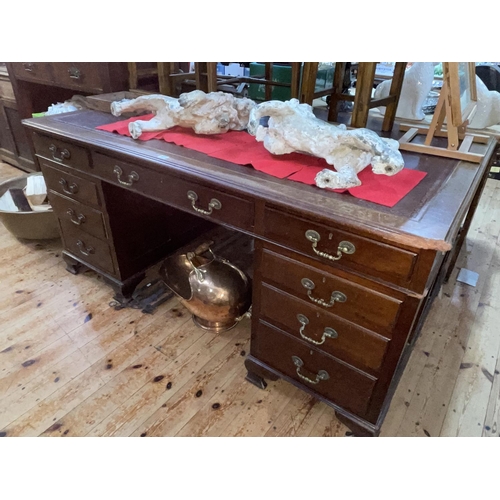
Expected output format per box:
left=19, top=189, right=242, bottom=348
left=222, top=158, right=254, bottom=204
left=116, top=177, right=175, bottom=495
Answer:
left=159, top=242, right=252, bottom=333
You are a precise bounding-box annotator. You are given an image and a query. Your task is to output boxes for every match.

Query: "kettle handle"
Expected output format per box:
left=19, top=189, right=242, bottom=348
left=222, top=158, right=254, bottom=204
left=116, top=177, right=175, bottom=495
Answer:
left=186, top=245, right=216, bottom=283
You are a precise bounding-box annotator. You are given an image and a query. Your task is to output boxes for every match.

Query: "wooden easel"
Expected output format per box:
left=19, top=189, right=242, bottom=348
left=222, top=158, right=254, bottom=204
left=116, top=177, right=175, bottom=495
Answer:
left=399, top=62, right=489, bottom=163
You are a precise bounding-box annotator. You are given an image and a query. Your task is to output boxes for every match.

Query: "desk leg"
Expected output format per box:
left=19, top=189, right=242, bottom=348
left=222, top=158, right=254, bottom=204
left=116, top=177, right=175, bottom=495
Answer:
left=108, top=272, right=146, bottom=301
left=334, top=411, right=378, bottom=437
left=245, top=356, right=279, bottom=390
left=63, top=253, right=83, bottom=275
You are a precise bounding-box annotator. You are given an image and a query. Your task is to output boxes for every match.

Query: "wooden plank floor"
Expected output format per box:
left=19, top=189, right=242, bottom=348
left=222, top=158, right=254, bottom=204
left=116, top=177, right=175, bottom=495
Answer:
left=1, top=161, right=499, bottom=437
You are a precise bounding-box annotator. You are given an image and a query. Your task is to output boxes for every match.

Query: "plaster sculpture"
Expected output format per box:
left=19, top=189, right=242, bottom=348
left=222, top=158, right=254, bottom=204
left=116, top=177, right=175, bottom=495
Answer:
left=248, top=99, right=404, bottom=189
left=110, top=90, right=256, bottom=139
left=467, top=75, right=500, bottom=129
left=374, top=62, right=439, bottom=121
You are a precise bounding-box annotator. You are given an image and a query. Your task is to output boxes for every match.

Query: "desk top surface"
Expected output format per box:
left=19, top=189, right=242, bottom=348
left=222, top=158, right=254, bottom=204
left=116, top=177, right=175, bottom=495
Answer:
left=24, top=110, right=497, bottom=251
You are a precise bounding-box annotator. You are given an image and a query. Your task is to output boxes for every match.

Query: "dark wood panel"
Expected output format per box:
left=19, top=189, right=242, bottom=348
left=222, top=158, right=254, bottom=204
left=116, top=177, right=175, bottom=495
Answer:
left=259, top=283, right=389, bottom=374
left=252, top=321, right=377, bottom=417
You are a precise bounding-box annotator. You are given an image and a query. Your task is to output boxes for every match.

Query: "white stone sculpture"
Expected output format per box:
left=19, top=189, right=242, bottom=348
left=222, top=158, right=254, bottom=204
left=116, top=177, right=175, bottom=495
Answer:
left=110, top=90, right=256, bottom=139
left=467, top=75, right=500, bottom=129
left=248, top=99, right=404, bottom=190
left=374, top=62, right=439, bottom=121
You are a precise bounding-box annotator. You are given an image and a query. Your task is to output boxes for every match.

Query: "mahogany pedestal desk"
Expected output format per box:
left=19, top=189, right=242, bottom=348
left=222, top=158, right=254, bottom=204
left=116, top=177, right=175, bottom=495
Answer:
left=22, top=110, right=498, bottom=436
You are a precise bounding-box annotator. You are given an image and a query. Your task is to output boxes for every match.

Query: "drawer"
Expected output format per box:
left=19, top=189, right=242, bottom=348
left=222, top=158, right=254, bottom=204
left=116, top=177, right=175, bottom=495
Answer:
left=10, top=62, right=53, bottom=83
left=259, top=284, right=389, bottom=374
left=42, top=163, right=101, bottom=207
left=260, top=248, right=402, bottom=337
left=33, top=133, right=91, bottom=170
left=48, top=191, right=108, bottom=241
left=263, top=207, right=418, bottom=285
left=92, top=152, right=255, bottom=232
left=51, top=63, right=104, bottom=92
left=252, top=321, right=377, bottom=417
left=59, top=219, right=115, bottom=275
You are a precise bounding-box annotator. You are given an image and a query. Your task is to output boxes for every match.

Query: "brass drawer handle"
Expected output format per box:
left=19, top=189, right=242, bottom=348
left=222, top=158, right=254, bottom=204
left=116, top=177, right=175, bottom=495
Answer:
left=301, top=278, right=347, bottom=308
left=76, top=240, right=95, bottom=256
left=59, top=178, right=79, bottom=195
left=113, top=166, right=139, bottom=187
left=292, top=356, right=330, bottom=385
left=68, top=66, right=81, bottom=79
left=67, top=208, right=86, bottom=225
left=187, top=190, right=222, bottom=215
left=23, top=63, right=35, bottom=72
left=49, top=144, right=71, bottom=162
left=305, top=230, right=355, bottom=261
left=297, top=314, right=338, bottom=345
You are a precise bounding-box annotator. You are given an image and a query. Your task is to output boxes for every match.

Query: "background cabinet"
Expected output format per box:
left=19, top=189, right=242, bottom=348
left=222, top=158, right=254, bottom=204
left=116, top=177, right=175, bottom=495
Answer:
left=0, top=63, right=35, bottom=171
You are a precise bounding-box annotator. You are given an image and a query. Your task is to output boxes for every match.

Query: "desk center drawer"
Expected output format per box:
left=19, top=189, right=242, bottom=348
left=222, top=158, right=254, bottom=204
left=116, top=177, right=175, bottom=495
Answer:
left=91, top=152, right=255, bottom=232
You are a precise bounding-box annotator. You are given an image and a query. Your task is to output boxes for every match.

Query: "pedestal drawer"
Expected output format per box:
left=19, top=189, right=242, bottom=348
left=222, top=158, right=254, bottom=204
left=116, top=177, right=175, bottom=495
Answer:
left=10, top=62, right=53, bottom=83
left=42, top=163, right=101, bottom=207
left=252, top=321, right=377, bottom=417
left=260, top=247, right=402, bottom=338
left=59, top=219, right=115, bottom=275
left=51, top=63, right=104, bottom=92
left=33, top=133, right=91, bottom=171
left=263, top=206, right=418, bottom=285
left=91, top=152, right=254, bottom=232
left=48, top=191, right=108, bottom=241
left=259, top=283, right=389, bottom=374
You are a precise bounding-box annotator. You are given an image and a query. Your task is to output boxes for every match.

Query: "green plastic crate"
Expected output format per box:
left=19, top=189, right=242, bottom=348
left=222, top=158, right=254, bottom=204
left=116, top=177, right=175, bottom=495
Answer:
left=248, top=63, right=334, bottom=102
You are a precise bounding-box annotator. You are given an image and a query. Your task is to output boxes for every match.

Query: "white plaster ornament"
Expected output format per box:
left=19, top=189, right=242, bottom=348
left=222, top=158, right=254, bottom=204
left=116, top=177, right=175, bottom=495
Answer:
left=248, top=99, right=404, bottom=190
left=467, top=75, right=500, bottom=129
left=374, top=62, right=439, bottom=121
left=111, top=90, right=256, bottom=139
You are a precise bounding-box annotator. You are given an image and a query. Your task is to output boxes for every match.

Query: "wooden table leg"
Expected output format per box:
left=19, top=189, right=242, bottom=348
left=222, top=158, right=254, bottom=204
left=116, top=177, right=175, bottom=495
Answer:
left=300, top=62, right=318, bottom=105
left=328, top=62, right=346, bottom=123
left=290, top=62, right=301, bottom=99
left=351, top=62, right=377, bottom=128
left=382, top=61, right=407, bottom=132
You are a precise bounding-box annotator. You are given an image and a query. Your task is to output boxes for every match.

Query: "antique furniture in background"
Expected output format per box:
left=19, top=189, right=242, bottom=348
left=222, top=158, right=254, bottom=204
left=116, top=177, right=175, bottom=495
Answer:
left=0, top=64, right=35, bottom=171
left=22, top=108, right=497, bottom=436
left=399, top=62, right=487, bottom=163
left=301, top=62, right=407, bottom=131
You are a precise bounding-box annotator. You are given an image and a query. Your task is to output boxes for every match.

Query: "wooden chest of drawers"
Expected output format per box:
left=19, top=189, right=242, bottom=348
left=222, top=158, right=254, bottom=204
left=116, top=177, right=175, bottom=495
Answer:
left=22, top=110, right=497, bottom=436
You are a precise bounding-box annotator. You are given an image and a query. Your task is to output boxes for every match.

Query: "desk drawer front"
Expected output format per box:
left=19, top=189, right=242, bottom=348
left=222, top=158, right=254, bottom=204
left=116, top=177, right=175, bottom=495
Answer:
left=51, top=63, right=104, bottom=92
left=49, top=191, right=108, bottom=241
left=259, top=284, right=389, bottom=374
left=10, top=62, right=53, bottom=83
left=33, top=133, right=91, bottom=170
left=42, top=163, right=101, bottom=207
left=92, top=153, right=254, bottom=232
left=253, top=321, right=376, bottom=417
left=59, top=219, right=115, bottom=274
left=260, top=248, right=402, bottom=337
left=263, top=207, right=417, bottom=284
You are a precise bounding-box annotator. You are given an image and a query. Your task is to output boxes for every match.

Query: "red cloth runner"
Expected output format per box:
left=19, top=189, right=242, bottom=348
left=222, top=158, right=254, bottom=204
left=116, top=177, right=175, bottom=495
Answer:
left=96, top=114, right=426, bottom=207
